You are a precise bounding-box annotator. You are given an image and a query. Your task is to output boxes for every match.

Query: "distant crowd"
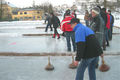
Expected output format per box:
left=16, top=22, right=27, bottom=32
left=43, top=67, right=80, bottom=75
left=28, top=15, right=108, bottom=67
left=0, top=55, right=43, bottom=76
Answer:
left=84, top=6, right=114, bottom=51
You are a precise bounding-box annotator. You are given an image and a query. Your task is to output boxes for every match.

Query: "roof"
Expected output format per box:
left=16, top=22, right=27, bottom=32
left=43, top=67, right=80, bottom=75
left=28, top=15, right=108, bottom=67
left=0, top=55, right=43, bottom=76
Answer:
left=19, top=8, right=43, bottom=12
left=7, top=2, right=16, bottom=8
left=0, top=1, right=16, bottom=8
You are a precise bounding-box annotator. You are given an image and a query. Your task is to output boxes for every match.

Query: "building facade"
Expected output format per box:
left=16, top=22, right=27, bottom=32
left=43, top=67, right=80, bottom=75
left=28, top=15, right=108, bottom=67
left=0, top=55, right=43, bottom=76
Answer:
left=12, top=9, right=44, bottom=21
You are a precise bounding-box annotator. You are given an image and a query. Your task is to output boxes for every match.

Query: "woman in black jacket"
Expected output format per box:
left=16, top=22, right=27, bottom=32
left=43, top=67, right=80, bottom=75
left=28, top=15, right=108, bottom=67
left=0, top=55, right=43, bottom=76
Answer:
left=50, top=13, right=60, bottom=39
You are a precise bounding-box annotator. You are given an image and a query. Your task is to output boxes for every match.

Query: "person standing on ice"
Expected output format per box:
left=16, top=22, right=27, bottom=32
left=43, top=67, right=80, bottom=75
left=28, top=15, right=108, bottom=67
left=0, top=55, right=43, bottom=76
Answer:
left=108, top=10, right=114, bottom=40
left=104, top=8, right=110, bottom=46
left=45, top=13, right=53, bottom=32
left=62, top=9, right=71, bottom=37
left=68, top=18, right=103, bottom=80
left=60, top=10, right=76, bottom=52
left=89, top=7, right=104, bottom=48
left=89, top=7, right=105, bottom=68
left=50, top=12, right=60, bottom=39
left=97, top=5, right=108, bottom=51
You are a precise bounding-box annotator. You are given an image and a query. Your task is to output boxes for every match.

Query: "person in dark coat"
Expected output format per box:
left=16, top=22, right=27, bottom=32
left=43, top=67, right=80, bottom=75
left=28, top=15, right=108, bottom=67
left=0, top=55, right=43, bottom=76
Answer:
left=69, top=18, right=103, bottom=80
left=89, top=7, right=104, bottom=47
left=101, top=8, right=110, bottom=47
left=45, top=13, right=53, bottom=32
left=108, top=10, right=114, bottom=40
left=97, top=6, right=108, bottom=50
left=50, top=12, right=60, bottom=39
left=89, top=7, right=105, bottom=68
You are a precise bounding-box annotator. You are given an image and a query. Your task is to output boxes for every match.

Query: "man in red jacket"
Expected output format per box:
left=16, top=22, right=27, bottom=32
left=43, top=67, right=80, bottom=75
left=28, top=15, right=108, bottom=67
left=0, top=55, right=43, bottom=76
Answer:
left=60, top=10, right=76, bottom=52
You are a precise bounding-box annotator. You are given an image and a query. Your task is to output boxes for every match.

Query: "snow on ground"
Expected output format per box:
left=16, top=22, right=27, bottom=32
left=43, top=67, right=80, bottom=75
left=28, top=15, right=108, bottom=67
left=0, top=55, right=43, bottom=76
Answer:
left=0, top=20, right=45, bottom=28
left=113, top=13, right=120, bottom=27
left=0, top=33, right=22, bottom=37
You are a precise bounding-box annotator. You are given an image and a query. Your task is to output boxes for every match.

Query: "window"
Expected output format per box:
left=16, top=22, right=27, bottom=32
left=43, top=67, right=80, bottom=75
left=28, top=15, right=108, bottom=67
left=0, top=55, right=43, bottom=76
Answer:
left=37, top=16, right=40, bottom=18
left=24, top=12, right=27, bottom=14
left=29, top=17, right=32, bottom=19
left=24, top=17, right=28, bottom=19
left=20, top=17, right=23, bottom=20
left=20, top=12, right=23, bottom=15
left=14, top=17, right=18, bottom=20
left=37, top=11, right=40, bottom=14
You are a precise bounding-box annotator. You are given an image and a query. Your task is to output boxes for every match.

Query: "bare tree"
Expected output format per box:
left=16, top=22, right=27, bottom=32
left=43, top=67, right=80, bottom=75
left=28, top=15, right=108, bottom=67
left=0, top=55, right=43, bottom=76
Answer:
left=104, top=0, right=107, bottom=8
left=0, top=0, right=3, bottom=20
left=96, top=0, right=99, bottom=3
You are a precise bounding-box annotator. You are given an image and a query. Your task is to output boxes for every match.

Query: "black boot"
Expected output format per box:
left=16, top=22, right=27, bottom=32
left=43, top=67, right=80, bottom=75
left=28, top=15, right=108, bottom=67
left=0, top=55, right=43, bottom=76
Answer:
left=57, top=34, right=60, bottom=39
left=106, top=41, right=109, bottom=46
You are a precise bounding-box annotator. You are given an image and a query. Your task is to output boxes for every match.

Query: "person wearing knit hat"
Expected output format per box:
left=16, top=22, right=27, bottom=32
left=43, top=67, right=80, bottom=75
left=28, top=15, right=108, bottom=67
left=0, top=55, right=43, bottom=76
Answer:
left=90, top=7, right=105, bottom=69
left=92, top=7, right=100, bottom=16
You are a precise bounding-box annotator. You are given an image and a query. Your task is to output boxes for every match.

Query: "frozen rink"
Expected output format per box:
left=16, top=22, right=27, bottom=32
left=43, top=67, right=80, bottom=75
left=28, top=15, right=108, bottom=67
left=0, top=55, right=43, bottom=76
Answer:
left=0, top=56, right=120, bottom=80
left=0, top=20, right=119, bottom=54
left=0, top=15, right=120, bottom=80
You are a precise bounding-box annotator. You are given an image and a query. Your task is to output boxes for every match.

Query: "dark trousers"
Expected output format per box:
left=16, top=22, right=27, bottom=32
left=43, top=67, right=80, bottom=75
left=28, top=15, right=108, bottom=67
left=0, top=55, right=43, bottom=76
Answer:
left=105, top=29, right=109, bottom=46
left=108, top=24, right=113, bottom=40
left=45, top=23, right=53, bottom=32
left=103, top=32, right=106, bottom=50
left=53, top=27, right=59, bottom=35
left=85, top=20, right=89, bottom=27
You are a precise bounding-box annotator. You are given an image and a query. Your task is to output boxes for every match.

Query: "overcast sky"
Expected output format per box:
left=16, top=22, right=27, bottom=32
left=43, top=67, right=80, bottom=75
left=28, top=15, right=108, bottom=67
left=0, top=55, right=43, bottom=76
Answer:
left=5, top=0, right=75, bottom=8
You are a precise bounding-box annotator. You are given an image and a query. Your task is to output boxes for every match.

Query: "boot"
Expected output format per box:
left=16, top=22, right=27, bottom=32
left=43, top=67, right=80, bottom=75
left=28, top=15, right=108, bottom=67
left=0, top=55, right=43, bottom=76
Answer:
left=103, top=40, right=106, bottom=51
left=106, top=41, right=109, bottom=46
left=57, top=34, right=60, bottom=39
left=52, top=34, right=56, bottom=38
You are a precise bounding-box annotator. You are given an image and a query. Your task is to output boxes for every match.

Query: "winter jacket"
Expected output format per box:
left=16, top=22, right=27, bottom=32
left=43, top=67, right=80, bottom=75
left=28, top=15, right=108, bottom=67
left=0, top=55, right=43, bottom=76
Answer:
left=60, top=16, right=73, bottom=32
left=45, top=15, right=52, bottom=24
left=106, top=14, right=110, bottom=29
left=101, top=11, right=107, bottom=26
left=89, top=15, right=104, bottom=46
left=109, top=14, right=114, bottom=25
left=73, top=23, right=103, bottom=61
left=51, top=15, right=60, bottom=28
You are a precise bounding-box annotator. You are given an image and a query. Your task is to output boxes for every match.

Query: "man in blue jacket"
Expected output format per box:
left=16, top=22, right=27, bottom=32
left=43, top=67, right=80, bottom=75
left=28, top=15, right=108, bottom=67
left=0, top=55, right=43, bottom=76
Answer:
left=69, top=18, right=103, bottom=80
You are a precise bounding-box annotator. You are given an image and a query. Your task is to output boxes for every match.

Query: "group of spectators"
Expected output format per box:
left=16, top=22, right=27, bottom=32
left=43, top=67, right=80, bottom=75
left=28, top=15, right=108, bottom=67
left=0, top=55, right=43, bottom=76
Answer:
left=84, top=6, right=114, bottom=50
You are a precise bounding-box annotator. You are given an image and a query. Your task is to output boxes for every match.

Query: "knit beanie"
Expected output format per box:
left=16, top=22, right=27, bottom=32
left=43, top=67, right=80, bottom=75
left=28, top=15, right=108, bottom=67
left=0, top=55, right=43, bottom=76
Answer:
left=92, top=7, right=100, bottom=14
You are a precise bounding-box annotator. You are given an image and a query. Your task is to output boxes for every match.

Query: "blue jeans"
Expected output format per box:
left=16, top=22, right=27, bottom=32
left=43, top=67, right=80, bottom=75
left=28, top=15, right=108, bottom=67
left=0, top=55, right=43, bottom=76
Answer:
left=85, top=20, right=89, bottom=27
left=65, top=31, right=76, bottom=52
left=75, top=57, right=99, bottom=80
